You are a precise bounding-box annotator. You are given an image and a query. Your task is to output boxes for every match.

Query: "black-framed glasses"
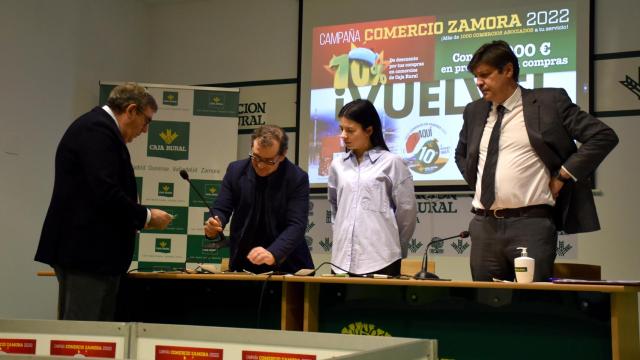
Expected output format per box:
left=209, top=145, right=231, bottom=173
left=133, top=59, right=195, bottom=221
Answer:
left=249, top=152, right=279, bottom=166
left=135, top=106, right=152, bottom=126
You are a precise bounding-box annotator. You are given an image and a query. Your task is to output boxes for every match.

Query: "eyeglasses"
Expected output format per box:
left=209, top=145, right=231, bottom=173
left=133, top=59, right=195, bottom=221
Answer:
left=135, top=106, right=152, bottom=126
left=249, top=152, right=279, bottom=166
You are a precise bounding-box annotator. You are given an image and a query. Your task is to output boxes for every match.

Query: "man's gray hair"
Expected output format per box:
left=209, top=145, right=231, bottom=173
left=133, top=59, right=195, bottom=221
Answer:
left=106, top=82, right=158, bottom=114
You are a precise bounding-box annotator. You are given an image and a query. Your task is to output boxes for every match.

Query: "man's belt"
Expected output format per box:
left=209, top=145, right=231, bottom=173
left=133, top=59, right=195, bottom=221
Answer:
left=471, top=204, right=553, bottom=219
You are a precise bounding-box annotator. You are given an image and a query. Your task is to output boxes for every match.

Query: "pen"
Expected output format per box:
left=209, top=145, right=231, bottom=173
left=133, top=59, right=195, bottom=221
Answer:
left=361, top=274, right=390, bottom=279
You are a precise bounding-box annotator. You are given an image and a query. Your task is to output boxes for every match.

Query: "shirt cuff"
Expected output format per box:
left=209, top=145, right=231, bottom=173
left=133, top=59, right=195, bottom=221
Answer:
left=145, top=208, right=151, bottom=226
left=561, top=165, right=577, bottom=182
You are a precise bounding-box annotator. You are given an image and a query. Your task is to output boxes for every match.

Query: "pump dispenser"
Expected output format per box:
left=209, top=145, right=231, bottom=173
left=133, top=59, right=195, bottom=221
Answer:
left=515, top=247, right=535, bottom=283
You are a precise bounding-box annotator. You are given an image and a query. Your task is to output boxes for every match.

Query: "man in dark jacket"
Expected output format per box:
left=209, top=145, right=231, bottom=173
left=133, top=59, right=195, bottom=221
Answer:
left=455, top=41, right=618, bottom=282
left=204, top=125, right=313, bottom=274
left=35, top=83, right=173, bottom=320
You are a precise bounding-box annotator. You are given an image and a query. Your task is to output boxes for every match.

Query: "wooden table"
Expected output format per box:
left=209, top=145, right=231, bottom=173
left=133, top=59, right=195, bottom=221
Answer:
left=38, top=271, right=640, bottom=359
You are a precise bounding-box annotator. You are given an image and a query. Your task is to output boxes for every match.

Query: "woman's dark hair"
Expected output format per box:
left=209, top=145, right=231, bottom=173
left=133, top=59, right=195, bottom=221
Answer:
left=338, top=99, right=389, bottom=151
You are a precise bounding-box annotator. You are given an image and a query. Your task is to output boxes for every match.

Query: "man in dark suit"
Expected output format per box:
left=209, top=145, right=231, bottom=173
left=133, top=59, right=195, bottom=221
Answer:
left=455, top=41, right=618, bottom=282
left=35, top=83, right=173, bottom=320
left=204, top=125, right=313, bottom=274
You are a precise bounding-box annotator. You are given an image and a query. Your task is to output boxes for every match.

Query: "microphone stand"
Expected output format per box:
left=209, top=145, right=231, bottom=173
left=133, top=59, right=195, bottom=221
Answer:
left=415, top=231, right=469, bottom=280
left=179, top=170, right=228, bottom=248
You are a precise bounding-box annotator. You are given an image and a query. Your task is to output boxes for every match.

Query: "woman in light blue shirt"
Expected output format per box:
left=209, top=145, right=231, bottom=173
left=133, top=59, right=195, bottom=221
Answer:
left=328, top=99, right=417, bottom=276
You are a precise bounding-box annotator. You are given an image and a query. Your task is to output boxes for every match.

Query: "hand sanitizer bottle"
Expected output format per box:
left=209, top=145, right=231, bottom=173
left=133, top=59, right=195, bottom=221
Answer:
left=515, top=247, right=535, bottom=283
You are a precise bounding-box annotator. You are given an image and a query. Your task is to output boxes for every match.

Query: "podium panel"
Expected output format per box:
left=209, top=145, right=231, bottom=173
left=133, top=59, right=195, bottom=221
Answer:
left=315, top=283, right=611, bottom=359
left=116, top=276, right=282, bottom=330
left=38, top=271, right=639, bottom=359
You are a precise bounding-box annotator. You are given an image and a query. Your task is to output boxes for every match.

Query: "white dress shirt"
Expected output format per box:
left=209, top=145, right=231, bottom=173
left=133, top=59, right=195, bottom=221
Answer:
left=328, top=148, right=417, bottom=274
left=472, top=87, right=555, bottom=210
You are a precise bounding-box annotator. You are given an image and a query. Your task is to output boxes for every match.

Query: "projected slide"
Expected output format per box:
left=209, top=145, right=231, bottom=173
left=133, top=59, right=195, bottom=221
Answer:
left=306, top=2, right=578, bottom=186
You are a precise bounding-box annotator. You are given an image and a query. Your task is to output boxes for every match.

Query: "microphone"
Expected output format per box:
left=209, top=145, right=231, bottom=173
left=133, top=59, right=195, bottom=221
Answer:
left=179, top=169, right=227, bottom=246
left=414, top=230, right=469, bottom=280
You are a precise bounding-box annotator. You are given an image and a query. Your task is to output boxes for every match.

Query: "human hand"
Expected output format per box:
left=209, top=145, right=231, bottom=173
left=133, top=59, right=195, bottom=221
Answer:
left=247, top=246, right=275, bottom=266
left=550, top=168, right=571, bottom=199
left=549, top=177, right=564, bottom=199
left=147, top=209, right=173, bottom=229
left=204, top=216, right=223, bottom=238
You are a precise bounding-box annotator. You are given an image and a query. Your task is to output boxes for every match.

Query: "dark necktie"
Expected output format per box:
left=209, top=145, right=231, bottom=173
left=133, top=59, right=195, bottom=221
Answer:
left=480, top=105, right=506, bottom=210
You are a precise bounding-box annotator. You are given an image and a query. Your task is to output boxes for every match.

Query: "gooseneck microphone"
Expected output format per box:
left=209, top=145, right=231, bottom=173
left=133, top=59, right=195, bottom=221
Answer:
left=179, top=169, right=226, bottom=244
left=414, top=230, right=470, bottom=280
left=179, top=169, right=212, bottom=215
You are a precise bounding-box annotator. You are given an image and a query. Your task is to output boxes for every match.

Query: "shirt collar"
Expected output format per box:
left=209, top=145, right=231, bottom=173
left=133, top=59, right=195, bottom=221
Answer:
left=102, top=105, right=120, bottom=130
left=342, top=147, right=385, bottom=162
left=495, top=86, right=521, bottom=113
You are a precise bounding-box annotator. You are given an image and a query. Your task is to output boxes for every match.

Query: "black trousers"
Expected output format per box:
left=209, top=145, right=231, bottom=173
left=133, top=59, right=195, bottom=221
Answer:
left=54, top=266, right=121, bottom=321
left=368, top=258, right=402, bottom=277
left=468, top=215, right=557, bottom=282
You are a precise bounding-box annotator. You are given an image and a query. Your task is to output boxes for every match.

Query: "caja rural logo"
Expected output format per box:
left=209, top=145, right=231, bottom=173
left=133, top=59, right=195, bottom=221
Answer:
left=147, top=121, right=190, bottom=161
left=402, top=123, right=450, bottom=174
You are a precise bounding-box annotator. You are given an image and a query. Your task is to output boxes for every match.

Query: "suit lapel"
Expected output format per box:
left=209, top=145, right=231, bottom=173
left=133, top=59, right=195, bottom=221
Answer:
left=521, top=88, right=559, bottom=170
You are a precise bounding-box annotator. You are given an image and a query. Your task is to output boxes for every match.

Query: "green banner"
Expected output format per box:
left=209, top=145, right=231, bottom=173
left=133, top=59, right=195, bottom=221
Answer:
left=100, top=82, right=238, bottom=271
left=193, top=90, right=239, bottom=117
